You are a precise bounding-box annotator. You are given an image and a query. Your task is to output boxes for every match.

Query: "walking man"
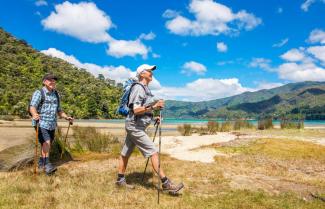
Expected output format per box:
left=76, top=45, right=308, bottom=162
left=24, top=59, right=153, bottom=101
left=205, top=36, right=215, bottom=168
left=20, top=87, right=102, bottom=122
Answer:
left=116, top=64, right=184, bottom=193
left=29, top=73, right=73, bottom=175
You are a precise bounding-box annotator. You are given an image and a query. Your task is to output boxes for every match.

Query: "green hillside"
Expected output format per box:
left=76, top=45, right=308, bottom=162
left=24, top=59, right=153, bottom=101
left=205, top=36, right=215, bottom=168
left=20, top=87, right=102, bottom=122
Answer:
left=0, top=28, right=122, bottom=119
left=165, top=82, right=325, bottom=119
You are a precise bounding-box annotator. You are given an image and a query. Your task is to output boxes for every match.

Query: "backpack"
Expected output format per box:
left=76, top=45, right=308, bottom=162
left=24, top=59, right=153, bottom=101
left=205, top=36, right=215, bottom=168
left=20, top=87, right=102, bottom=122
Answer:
left=116, top=78, right=146, bottom=116
left=28, top=89, right=60, bottom=116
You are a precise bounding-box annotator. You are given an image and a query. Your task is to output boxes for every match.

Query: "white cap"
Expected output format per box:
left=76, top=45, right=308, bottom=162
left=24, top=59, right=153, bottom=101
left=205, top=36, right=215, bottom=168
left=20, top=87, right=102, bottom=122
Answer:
left=136, top=64, right=156, bottom=77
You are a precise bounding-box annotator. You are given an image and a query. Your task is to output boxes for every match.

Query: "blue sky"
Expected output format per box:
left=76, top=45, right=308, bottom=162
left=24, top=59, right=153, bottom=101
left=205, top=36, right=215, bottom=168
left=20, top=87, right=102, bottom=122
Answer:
left=1, top=0, right=325, bottom=101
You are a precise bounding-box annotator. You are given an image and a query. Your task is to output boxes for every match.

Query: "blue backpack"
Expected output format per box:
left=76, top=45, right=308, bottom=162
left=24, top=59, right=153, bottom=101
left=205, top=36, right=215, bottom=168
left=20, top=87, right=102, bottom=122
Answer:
left=117, top=78, right=145, bottom=116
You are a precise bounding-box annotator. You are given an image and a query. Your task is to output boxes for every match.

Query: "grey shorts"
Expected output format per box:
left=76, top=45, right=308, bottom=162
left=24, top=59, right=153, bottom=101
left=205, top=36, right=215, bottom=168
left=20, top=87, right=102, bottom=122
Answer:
left=121, top=126, right=158, bottom=158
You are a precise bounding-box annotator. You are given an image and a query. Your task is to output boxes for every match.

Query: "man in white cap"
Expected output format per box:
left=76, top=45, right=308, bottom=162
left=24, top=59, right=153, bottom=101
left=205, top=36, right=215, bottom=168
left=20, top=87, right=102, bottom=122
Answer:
left=116, top=64, right=184, bottom=194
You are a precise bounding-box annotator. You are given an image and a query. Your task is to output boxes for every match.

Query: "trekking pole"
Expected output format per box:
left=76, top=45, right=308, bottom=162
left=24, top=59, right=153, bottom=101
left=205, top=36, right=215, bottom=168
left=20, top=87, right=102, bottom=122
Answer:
left=141, top=121, right=159, bottom=182
left=61, top=119, right=73, bottom=159
left=158, top=110, right=162, bottom=204
left=34, top=121, right=39, bottom=176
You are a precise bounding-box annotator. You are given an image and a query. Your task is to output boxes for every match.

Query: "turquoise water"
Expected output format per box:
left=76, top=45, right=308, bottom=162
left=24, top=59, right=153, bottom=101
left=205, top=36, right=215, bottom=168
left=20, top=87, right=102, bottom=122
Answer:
left=76, top=119, right=325, bottom=126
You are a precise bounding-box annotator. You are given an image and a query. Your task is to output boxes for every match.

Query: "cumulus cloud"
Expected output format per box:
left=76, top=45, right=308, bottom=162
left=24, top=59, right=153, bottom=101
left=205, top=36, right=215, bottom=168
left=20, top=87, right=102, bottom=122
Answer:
left=139, top=32, right=156, bottom=40
left=249, top=58, right=275, bottom=72
left=153, top=78, right=253, bottom=101
left=278, top=62, right=325, bottom=81
left=42, top=1, right=154, bottom=59
left=256, top=81, right=284, bottom=90
left=163, top=0, right=261, bottom=36
left=35, top=0, right=47, bottom=6
left=181, top=61, right=207, bottom=75
left=216, top=42, right=228, bottom=52
left=307, top=46, right=325, bottom=64
left=272, top=38, right=288, bottom=48
left=307, top=29, right=325, bottom=44
left=42, top=1, right=113, bottom=43
left=41, top=48, right=134, bottom=83
left=301, top=0, right=325, bottom=11
left=280, top=48, right=306, bottom=62
left=106, top=39, right=149, bottom=59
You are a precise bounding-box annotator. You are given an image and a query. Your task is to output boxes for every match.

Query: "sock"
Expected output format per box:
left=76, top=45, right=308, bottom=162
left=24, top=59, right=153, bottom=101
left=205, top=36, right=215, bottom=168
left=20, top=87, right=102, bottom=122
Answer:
left=43, top=157, right=49, bottom=165
left=117, top=173, right=125, bottom=181
left=161, top=176, right=168, bottom=184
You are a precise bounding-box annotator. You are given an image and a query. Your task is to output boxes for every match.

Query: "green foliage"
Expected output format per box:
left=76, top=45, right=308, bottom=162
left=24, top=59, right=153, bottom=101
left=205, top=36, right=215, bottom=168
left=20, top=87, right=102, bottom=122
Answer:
left=0, top=28, right=122, bottom=119
left=258, top=118, right=273, bottom=130
left=177, top=124, right=193, bottom=136
left=207, top=121, right=219, bottom=134
left=71, top=126, right=119, bottom=153
left=0, top=115, right=15, bottom=121
left=233, top=120, right=254, bottom=130
left=280, top=114, right=304, bottom=129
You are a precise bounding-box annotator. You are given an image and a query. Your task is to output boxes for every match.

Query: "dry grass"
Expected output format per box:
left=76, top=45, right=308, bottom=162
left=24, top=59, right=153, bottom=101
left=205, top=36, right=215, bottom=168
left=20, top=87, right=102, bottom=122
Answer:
left=1, top=129, right=325, bottom=208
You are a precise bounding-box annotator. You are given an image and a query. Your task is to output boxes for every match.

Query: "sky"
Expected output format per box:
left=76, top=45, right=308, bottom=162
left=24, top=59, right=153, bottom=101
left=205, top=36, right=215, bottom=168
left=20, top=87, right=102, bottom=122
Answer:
left=1, top=0, right=325, bottom=101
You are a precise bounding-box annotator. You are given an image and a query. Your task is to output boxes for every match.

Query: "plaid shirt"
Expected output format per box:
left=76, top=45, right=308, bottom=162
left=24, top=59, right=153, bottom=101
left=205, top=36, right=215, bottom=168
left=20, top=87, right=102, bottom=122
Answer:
left=30, top=87, right=62, bottom=130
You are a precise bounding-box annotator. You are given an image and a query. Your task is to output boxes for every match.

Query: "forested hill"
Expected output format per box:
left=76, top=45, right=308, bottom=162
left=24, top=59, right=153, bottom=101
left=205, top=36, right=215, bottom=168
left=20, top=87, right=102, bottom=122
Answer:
left=0, top=28, right=122, bottom=119
left=164, top=81, right=325, bottom=120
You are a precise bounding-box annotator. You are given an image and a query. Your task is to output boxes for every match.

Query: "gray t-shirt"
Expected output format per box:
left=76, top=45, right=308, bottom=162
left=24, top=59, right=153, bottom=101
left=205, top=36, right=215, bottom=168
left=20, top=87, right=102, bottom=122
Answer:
left=126, top=83, right=157, bottom=128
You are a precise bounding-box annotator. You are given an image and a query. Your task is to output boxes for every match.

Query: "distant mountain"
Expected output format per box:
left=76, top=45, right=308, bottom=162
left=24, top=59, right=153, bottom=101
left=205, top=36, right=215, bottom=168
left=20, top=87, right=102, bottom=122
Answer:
left=0, top=28, right=122, bottom=119
left=165, top=81, right=325, bottom=120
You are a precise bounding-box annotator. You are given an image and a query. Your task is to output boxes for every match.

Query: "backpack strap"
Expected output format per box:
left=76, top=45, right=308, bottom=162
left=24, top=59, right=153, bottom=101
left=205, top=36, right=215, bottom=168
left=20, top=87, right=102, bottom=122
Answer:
left=37, top=89, right=60, bottom=113
left=127, top=82, right=147, bottom=108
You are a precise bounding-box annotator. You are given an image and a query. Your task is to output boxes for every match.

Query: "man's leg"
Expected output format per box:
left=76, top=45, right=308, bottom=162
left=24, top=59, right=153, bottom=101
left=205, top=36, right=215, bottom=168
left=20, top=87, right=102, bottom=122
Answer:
left=39, top=128, right=57, bottom=175
left=150, top=152, right=166, bottom=178
left=118, top=155, right=129, bottom=175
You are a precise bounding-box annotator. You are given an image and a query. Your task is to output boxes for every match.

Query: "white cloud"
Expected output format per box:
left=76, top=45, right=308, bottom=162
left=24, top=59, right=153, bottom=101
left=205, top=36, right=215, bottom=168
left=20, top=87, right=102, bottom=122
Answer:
left=308, top=29, right=325, bottom=44
left=307, top=46, right=325, bottom=63
left=153, top=78, right=253, bottom=101
left=164, top=0, right=261, bottom=36
left=35, top=0, right=47, bottom=6
left=162, top=9, right=179, bottom=18
left=181, top=61, right=207, bottom=75
left=256, top=82, right=284, bottom=90
left=301, top=0, right=325, bottom=11
left=139, top=32, right=156, bottom=40
left=216, top=42, right=228, bottom=52
left=42, top=1, right=112, bottom=43
left=41, top=48, right=134, bottom=83
left=272, top=38, right=289, bottom=48
left=106, top=39, right=149, bottom=59
left=280, top=48, right=306, bottom=62
left=249, top=58, right=275, bottom=72
left=278, top=62, right=325, bottom=82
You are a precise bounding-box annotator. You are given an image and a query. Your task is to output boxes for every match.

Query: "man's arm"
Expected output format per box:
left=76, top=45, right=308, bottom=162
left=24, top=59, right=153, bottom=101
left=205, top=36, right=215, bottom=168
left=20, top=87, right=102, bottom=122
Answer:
left=58, top=111, right=73, bottom=121
left=30, top=90, right=41, bottom=121
left=133, top=100, right=164, bottom=115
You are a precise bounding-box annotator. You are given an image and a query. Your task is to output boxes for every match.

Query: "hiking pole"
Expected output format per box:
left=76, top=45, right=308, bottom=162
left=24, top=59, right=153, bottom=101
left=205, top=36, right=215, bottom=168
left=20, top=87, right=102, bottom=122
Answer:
left=141, top=120, right=159, bottom=182
left=158, top=110, right=162, bottom=204
left=34, top=121, right=39, bottom=176
left=61, top=119, right=73, bottom=159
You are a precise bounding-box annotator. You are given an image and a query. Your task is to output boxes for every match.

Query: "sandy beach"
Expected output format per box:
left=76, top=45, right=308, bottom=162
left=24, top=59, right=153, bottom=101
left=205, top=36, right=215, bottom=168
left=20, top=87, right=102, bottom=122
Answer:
left=1, top=119, right=324, bottom=163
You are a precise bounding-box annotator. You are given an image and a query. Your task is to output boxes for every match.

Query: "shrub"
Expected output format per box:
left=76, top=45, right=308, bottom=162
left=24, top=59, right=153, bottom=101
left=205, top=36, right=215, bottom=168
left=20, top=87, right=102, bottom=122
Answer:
left=258, top=118, right=273, bottom=130
left=234, top=120, right=254, bottom=130
left=72, top=126, right=119, bottom=153
left=177, top=124, right=193, bottom=136
left=220, top=121, right=232, bottom=132
left=280, top=118, right=304, bottom=129
left=0, top=115, right=14, bottom=121
left=207, top=121, right=219, bottom=134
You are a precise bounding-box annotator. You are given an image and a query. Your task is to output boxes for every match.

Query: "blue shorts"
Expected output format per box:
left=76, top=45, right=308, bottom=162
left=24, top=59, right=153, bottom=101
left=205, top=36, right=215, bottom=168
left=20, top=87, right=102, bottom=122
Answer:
left=36, top=127, right=55, bottom=144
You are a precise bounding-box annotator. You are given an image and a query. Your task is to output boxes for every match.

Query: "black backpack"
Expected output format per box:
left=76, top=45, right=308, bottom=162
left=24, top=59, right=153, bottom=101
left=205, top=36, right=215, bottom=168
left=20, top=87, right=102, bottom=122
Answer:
left=28, top=89, right=60, bottom=116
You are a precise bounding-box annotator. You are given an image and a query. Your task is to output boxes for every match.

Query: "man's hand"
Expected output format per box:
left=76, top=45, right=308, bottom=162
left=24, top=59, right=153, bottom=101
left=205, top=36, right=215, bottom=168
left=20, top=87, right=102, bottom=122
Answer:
left=65, top=116, right=74, bottom=124
left=32, top=113, right=40, bottom=121
left=153, top=99, right=164, bottom=110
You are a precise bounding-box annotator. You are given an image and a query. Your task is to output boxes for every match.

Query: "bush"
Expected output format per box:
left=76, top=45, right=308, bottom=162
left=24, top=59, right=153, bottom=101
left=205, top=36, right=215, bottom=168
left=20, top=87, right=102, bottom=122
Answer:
left=234, top=120, right=254, bottom=130
left=72, top=126, right=119, bottom=153
left=177, top=124, right=193, bottom=136
left=258, top=118, right=273, bottom=130
left=220, top=121, right=232, bottom=132
left=280, top=119, right=304, bottom=129
left=0, top=115, right=14, bottom=121
left=207, top=121, right=219, bottom=134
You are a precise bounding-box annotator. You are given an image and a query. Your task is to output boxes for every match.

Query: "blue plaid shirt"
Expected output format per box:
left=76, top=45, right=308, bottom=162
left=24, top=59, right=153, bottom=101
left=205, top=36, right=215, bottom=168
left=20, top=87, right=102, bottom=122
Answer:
left=30, top=87, right=62, bottom=130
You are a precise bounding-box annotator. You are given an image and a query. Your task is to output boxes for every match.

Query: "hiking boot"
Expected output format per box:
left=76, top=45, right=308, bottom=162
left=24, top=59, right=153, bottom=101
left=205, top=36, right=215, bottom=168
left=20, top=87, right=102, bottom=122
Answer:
left=38, top=157, right=44, bottom=170
left=162, top=178, right=184, bottom=194
left=115, top=178, right=135, bottom=189
left=44, top=162, right=57, bottom=176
